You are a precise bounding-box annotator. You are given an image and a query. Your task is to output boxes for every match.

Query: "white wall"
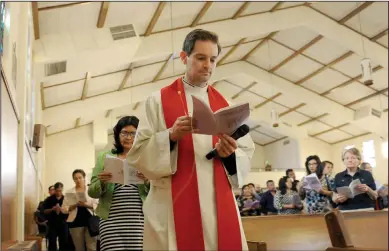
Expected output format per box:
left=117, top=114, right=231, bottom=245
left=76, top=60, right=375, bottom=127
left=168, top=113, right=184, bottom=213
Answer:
left=45, top=125, right=95, bottom=191
left=331, top=133, right=388, bottom=184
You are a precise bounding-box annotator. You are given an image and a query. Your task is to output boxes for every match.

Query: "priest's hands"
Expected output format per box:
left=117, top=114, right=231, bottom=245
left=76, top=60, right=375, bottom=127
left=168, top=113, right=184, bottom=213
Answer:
left=216, top=134, right=237, bottom=158
left=169, top=116, right=199, bottom=141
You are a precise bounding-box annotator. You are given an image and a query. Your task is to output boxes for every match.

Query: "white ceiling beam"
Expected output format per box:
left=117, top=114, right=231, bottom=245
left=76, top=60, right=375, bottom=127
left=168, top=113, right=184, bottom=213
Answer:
left=35, top=5, right=387, bottom=86
left=43, top=61, right=357, bottom=135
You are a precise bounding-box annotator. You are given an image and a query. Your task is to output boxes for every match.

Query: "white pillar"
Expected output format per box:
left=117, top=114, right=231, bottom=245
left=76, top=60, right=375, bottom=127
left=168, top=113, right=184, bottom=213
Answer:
left=93, top=116, right=109, bottom=151
left=15, top=2, right=29, bottom=241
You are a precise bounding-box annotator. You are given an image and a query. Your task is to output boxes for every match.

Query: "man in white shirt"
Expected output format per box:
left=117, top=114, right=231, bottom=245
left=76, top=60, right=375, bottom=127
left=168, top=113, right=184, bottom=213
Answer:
left=127, top=29, right=255, bottom=251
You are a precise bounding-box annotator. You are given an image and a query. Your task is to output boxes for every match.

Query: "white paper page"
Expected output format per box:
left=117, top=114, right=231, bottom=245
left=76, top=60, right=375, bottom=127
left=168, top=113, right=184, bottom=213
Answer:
left=336, top=187, right=354, bottom=199
left=76, top=192, right=87, bottom=202
left=65, top=193, right=78, bottom=205
left=349, top=179, right=363, bottom=197
left=303, top=173, right=322, bottom=191
left=375, top=181, right=384, bottom=191
left=104, top=157, right=125, bottom=185
left=215, top=102, right=250, bottom=135
left=123, top=161, right=144, bottom=185
left=191, top=96, right=218, bottom=135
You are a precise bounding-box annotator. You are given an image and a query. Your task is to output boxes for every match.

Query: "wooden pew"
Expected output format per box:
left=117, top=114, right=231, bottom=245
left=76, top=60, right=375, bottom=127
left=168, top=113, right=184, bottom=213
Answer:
left=247, top=241, right=267, bottom=251
left=242, top=210, right=388, bottom=251
left=325, top=209, right=388, bottom=251
left=242, top=214, right=332, bottom=250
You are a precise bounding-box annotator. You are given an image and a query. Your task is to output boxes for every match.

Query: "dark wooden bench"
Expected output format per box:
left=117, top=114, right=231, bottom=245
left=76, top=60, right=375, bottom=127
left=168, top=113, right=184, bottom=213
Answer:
left=325, top=209, right=388, bottom=251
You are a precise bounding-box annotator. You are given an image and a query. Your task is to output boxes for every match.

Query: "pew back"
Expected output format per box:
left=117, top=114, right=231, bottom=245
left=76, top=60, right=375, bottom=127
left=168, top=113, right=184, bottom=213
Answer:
left=342, top=210, right=388, bottom=249
left=242, top=214, right=331, bottom=251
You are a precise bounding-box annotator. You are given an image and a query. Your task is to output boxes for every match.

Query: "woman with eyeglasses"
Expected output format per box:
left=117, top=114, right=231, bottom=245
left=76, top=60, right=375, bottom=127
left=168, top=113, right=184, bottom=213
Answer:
left=88, top=116, right=149, bottom=251
left=298, top=155, right=335, bottom=214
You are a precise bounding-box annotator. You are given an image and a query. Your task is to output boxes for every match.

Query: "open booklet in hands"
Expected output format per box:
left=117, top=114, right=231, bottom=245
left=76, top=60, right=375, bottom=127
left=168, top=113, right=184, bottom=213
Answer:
left=336, top=179, right=364, bottom=199
left=191, top=95, right=250, bottom=136
left=104, top=154, right=143, bottom=185
left=302, top=173, right=323, bottom=191
left=65, top=192, right=87, bottom=205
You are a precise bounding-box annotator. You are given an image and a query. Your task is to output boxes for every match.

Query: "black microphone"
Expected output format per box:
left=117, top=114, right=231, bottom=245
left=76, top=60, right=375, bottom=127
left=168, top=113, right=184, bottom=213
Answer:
left=205, top=124, right=250, bottom=160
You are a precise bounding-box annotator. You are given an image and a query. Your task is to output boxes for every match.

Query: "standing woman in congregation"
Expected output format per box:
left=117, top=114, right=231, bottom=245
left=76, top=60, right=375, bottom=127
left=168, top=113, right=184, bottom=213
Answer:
left=88, top=116, right=149, bottom=251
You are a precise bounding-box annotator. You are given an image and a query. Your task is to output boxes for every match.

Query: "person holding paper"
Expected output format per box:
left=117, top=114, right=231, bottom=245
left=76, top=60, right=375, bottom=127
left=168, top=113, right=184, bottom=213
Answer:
left=61, top=169, right=98, bottom=251
left=333, top=148, right=377, bottom=210
left=88, top=116, right=149, bottom=251
left=127, top=29, right=255, bottom=251
left=298, top=155, right=335, bottom=214
left=274, top=176, right=303, bottom=215
left=237, top=185, right=260, bottom=216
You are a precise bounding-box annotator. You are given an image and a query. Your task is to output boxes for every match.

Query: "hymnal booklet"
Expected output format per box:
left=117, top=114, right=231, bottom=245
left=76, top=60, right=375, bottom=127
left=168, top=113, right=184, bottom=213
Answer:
left=191, top=95, right=250, bottom=135
left=303, top=173, right=323, bottom=191
left=104, top=155, right=143, bottom=185
left=336, top=179, right=364, bottom=199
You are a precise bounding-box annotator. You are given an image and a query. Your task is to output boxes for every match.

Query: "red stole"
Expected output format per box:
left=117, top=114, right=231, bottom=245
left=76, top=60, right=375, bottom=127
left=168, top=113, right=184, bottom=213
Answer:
left=160, top=78, right=242, bottom=251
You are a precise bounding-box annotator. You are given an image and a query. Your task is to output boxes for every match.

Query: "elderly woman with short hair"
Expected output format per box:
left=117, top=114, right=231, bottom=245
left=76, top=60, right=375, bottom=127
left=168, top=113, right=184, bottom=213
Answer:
left=333, top=147, right=378, bottom=210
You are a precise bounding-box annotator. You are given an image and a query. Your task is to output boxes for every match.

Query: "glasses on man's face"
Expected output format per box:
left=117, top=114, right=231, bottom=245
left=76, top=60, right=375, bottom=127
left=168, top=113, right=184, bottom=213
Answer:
left=120, top=131, right=136, bottom=138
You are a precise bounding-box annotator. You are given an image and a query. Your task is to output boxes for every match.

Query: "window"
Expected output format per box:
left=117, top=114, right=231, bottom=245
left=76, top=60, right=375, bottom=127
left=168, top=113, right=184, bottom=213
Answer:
left=362, top=140, right=376, bottom=168
left=382, top=141, right=388, bottom=159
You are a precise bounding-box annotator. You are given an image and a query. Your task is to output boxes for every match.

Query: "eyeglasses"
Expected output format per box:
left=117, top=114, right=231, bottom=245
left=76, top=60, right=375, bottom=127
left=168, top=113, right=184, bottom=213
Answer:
left=308, top=162, right=318, bottom=166
left=120, top=131, right=136, bottom=138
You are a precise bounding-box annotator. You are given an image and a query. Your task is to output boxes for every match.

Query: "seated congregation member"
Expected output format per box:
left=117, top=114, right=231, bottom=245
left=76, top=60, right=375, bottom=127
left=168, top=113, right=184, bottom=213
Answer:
left=333, top=148, right=377, bottom=210
left=286, top=168, right=299, bottom=190
left=247, top=182, right=262, bottom=200
left=260, top=180, right=278, bottom=215
left=88, top=116, right=149, bottom=251
left=237, top=185, right=260, bottom=216
left=298, top=155, right=334, bottom=214
left=274, top=176, right=303, bottom=215
left=43, top=182, right=69, bottom=251
left=62, top=169, right=98, bottom=251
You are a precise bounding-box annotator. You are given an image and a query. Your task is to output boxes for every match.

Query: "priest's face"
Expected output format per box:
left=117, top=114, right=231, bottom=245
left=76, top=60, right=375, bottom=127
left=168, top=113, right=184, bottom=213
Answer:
left=180, top=40, right=218, bottom=86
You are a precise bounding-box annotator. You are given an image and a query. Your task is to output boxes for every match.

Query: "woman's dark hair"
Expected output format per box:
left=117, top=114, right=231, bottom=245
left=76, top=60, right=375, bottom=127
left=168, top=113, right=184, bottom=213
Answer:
left=182, top=29, right=221, bottom=56
left=278, top=176, right=289, bottom=195
left=112, top=116, right=139, bottom=155
left=305, top=155, right=323, bottom=179
left=72, top=169, right=86, bottom=178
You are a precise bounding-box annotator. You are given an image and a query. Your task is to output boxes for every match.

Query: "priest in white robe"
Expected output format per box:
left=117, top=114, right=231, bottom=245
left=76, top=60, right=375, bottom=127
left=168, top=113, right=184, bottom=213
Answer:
left=127, top=29, right=255, bottom=251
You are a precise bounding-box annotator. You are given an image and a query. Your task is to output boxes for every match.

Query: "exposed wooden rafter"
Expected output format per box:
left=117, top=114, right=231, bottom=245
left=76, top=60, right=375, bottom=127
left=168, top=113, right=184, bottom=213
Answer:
left=81, top=72, right=91, bottom=100
left=279, top=103, right=306, bottom=117
left=153, top=54, right=173, bottom=82
left=270, top=2, right=284, bottom=12
left=321, top=65, right=384, bottom=96
left=297, top=113, right=329, bottom=127
left=232, top=2, right=250, bottom=19
left=295, top=51, right=354, bottom=85
left=97, top=2, right=110, bottom=28
left=345, top=88, right=388, bottom=107
left=32, top=2, right=40, bottom=40
left=338, top=2, right=374, bottom=24
left=331, top=132, right=371, bottom=145
left=270, top=35, right=323, bottom=73
left=40, top=82, right=46, bottom=110
left=217, top=38, right=247, bottom=66
left=370, top=29, right=388, bottom=42
left=191, top=2, right=213, bottom=27
left=311, top=123, right=349, bottom=137
left=118, top=64, right=132, bottom=91
left=105, top=109, right=112, bottom=118
left=144, top=2, right=166, bottom=36
left=38, top=2, right=90, bottom=11
left=75, top=118, right=81, bottom=128
left=254, top=93, right=282, bottom=109
left=132, top=102, right=140, bottom=111
left=47, top=123, right=91, bottom=137
left=242, top=32, right=278, bottom=60
left=231, top=81, right=257, bottom=99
